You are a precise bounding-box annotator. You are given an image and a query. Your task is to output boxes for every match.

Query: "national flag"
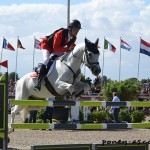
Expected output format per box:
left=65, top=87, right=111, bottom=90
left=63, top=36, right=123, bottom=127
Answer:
left=2, top=38, right=15, bottom=51
left=104, top=39, right=116, bottom=53
left=140, top=39, right=150, bottom=57
left=17, top=39, right=25, bottom=49
left=121, top=39, right=131, bottom=51
left=0, top=60, right=8, bottom=68
left=34, top=38, right=41, bottom=49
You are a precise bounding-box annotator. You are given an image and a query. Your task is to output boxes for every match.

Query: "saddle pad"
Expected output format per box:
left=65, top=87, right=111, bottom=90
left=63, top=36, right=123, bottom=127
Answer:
left=29, top=60, right=56, bottom=79
left=47, top=60, right=56, bottom=76
left=30, top=72, right=38, bottom=78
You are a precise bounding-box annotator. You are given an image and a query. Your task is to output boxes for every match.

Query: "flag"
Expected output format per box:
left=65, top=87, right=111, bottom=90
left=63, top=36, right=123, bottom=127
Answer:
left=104, top=39, right=116, bottom=53
left=0, top=60, right=8, bottom=68
left=121, top=39, right=131, bottom=51
left=17, top=39, right=25, bottom=49
left=34, top=38, right=41, bottom=49
left=2, top=38, right=15, bottom=51
left=140, top=39, right=150, bottom=57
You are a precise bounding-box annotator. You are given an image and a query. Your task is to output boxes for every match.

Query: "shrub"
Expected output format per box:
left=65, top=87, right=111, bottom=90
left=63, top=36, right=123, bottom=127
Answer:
left=79, top=109, right=84, bottom=121
left=90, top=110, right=109, bottom=123
left=131, top=110, right=145, bottom=123
left=119, top=109, right=131, bottom=123
left=36, top=109, right=45, bottom=120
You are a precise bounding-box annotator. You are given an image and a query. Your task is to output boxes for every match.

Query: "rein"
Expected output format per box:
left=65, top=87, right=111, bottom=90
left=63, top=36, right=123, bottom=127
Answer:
left=59, top=49, right=82, bottom=85
left=59, top=46, right=99, bottom=85
left=63, top=61, right=81, bottom=85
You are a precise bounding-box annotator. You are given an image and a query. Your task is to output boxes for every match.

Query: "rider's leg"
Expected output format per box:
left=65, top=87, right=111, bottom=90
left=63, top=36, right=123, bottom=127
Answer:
left=33, top=50, right=50, bottom=91
left=33, top=63, right=46, bottom=91
left=46, top=54, right=57, bottom=71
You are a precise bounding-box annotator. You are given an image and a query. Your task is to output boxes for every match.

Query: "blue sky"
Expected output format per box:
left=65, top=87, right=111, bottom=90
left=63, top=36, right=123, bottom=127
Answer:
left=1, top=0, right=90, bottom=5
left=0, top=0, right=150, bottom=81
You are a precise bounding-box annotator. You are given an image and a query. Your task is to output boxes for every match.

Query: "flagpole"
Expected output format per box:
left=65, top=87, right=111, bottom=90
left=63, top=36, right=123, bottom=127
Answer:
left=15, top=36, right=19, bottom=83
left=84, top=65, right=86, bottom=77
left=101, top=37, right=105, bottom=88
left=0, top=36, right=4, bottom=62
left=33, top=37, right=36, bottom=69
left=119, top=37, right=122, bottom=82
left=137, top=37, right=141, bottom=81
left=67, top=0, right=70, bottom=26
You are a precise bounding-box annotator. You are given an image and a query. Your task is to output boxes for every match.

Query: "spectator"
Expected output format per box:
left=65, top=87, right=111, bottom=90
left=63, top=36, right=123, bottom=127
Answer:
left=29, top=110, right=37, bottom=123
left=85, top=77, right=92, bottom=87
left=93, top=76, right=101, bottom=87
left=110, top=92, right=121, bottom=123
left=43, top=98, right=55, bottom=124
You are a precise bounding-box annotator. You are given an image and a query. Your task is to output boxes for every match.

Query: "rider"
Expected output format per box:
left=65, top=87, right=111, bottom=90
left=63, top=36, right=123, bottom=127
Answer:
left=33, top=19, right=82, bottom=91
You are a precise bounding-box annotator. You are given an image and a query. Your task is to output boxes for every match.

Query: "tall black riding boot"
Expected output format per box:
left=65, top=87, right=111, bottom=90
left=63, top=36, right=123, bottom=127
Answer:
left=33, top=63, right=46, bottom=91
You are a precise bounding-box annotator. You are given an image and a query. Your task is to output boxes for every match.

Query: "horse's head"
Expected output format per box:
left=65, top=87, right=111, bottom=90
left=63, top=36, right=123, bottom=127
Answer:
left=84, top=38, right=101, bottom=76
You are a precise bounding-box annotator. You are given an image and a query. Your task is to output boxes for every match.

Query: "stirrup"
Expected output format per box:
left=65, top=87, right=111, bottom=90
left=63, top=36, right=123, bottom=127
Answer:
left=33, top=67, right=38, bottom=72
left=33, top=84, right=41, bottom=91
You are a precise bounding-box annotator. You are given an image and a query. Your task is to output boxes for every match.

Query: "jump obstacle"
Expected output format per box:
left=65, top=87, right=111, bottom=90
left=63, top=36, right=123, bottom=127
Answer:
left=11, top=122, right=150, bottom=130
left=10, top=91, right=150, bottom=130
left=0, top=73, right=150, bottom=150
left=11, top=100, right=150, bottom=107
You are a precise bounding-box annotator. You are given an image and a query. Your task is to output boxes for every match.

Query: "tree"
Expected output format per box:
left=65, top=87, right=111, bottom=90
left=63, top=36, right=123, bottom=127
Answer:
left=8, top=72, right=19, bottom=82
left=141, top=78, right=150, bottom=84
left=80, top=73, right=86, bottom=82
left=0, top=72, right=2, bottom=77
left=103, top=78, right=141, bottom=101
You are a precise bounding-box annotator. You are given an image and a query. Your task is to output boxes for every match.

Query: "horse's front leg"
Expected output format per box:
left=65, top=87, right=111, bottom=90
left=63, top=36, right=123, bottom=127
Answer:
left=73, top=82, right=90, bottom=98
left=57, top=80, right=74, bottom=95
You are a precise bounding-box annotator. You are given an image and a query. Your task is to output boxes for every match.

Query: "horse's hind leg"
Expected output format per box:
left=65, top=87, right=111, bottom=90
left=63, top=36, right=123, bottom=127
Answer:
left=8, top=105, right=24, bottom=134
left=11, top=105, right=24, bottom=123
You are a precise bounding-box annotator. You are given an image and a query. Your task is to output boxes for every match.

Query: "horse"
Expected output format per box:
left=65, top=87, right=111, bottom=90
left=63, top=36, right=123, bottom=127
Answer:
left=9, top=38, right=101, bottom=133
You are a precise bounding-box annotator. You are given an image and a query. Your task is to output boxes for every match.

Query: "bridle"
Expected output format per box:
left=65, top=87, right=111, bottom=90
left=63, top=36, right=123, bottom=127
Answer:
left=83, top=46, right=99, bottom=69
left=60, top=46, right=99, bottom=84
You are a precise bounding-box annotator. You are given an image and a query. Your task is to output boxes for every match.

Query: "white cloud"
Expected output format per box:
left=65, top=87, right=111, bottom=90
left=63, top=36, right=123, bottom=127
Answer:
left=0, top=0, right=150, bottom=81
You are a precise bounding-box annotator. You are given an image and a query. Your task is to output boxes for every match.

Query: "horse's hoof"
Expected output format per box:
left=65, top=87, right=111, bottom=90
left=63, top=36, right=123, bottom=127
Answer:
left=8, top=128, right=14, bottom=134
left=8, top=136, right=10, bottom=143
left=63, top=94, right=70, bottom=100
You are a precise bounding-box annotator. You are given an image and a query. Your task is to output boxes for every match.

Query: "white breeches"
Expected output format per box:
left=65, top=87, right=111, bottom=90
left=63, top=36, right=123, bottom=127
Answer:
left=42, top=50, right=51, bottom=65
left=42, top=49, right=65, bottom=66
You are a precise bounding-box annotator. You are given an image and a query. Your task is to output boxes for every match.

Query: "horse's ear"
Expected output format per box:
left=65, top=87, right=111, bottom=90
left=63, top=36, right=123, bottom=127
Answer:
left=95, top=38, right=99, bottom=45
left=85, top=38, right=88, bottom=45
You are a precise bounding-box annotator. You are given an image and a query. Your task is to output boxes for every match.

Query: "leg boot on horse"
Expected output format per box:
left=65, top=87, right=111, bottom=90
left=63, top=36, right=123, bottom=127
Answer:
left=33, top=63, right=46, bottom=91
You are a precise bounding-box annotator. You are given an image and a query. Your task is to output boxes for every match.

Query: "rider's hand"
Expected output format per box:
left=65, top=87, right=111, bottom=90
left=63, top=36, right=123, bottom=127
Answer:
left=68, top=44, right=76, bottom=51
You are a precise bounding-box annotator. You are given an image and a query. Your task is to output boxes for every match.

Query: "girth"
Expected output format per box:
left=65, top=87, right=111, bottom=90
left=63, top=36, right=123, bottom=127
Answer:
left=44, top=76, right=60, bottom=97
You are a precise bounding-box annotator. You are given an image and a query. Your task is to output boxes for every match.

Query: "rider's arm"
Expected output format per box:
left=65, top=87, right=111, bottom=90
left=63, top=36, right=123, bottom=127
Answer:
left=53, top=30, right=69, bottom=52
left=53, top=30, right=77, bottom=52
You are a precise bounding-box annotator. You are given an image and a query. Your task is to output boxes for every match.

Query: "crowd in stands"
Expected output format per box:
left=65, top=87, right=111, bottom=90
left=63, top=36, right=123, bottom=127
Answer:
left=8, top=79, right=16, bottom=96
left=141, top=83, right=150, bottom=95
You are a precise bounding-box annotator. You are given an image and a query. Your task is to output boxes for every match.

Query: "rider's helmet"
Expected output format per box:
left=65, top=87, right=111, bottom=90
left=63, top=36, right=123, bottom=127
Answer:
left=68, top=19, right=82, bottom=29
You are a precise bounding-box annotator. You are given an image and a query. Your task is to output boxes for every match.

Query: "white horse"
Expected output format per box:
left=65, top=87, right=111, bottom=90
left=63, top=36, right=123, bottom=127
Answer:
left=9, top=38, right=101, bottom=133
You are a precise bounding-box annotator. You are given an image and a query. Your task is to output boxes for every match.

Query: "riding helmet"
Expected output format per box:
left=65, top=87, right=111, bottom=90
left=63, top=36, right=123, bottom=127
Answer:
left=68, top=19, right=82, bottom=29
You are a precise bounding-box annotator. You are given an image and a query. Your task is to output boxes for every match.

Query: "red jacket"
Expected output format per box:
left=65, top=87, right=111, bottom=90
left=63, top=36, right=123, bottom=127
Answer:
left=40, top=29, right=76, bottom=53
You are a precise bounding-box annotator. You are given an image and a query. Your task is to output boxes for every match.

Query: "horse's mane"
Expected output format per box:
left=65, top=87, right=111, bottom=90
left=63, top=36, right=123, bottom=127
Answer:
left=74, top=43, right=85, bottom=51
left=74, top=41, right=99, bottom=55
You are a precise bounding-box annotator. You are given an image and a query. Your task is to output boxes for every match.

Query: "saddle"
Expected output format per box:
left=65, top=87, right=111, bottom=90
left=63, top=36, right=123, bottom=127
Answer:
left=30, top=54, right=58, bottom=79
